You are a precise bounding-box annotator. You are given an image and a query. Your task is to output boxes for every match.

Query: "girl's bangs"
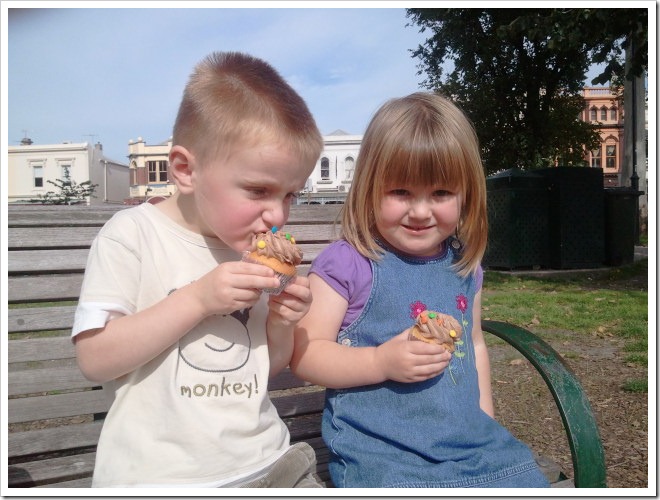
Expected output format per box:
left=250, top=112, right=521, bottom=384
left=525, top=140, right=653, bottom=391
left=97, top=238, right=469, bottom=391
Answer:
left=380, top=134, right=465, bottom=192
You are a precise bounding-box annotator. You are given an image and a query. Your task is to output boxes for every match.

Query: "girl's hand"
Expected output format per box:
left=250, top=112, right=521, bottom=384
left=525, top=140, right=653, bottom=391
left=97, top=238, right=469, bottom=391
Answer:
left=267, top=275, right=313, bottom=327
left=374, top=330, right=452, bottom=383
left=193, top=261, right=281, bottom=317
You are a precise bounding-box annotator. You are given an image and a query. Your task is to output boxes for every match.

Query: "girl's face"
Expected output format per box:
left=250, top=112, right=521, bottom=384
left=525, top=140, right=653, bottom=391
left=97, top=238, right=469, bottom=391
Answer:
left=191, top=142, right=312, bottom=252
left=375, top=183, right=461, bottom=257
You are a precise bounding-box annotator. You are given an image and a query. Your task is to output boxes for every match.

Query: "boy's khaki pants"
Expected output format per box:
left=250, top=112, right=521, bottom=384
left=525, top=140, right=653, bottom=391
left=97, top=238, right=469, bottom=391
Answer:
left=238, top=442, right=324, bottom=488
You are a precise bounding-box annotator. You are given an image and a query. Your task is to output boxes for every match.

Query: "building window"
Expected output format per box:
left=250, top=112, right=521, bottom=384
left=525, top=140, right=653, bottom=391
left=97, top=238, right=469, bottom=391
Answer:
left=610, top=107, right=617, bottom=121
left=591, top=148, right=601, bottom=168
left=32, top=165, right=44, bottom=187
left=59, top=163, right=72, bottom=179
left=590, top=107, right=597, bottom=121
left=606, top=145, right=617, bottom=169
left=147, top=160, right=168, bottom=183
left=130, top=161, right=138, bottom=185
left=31, top=162, right=44, bottom=188
left=321, top=157, right=330, bottom=180
left=600, top=107, right=607, bottom=121
left=344, top=156, right=354, bottom=181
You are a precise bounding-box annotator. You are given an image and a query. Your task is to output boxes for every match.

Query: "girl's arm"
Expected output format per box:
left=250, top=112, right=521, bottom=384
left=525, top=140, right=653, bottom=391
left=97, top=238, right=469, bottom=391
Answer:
left=471, top=290, right=495, bottom=417
left=291, top=274, right=449, bottom=388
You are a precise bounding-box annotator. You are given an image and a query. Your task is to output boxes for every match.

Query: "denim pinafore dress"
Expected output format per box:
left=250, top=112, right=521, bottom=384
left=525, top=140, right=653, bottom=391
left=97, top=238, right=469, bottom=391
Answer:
left=322, top=244, right=550, bottom=488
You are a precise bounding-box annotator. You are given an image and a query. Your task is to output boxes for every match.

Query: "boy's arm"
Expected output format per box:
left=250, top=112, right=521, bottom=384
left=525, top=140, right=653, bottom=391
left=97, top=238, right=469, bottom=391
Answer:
left=290, top=274, right=450, bottom=388
left=265, top=276, right=313, bottom=377
left=471, top=290, right=495, bottom=417
left=75, top=262, right=280, bottom=383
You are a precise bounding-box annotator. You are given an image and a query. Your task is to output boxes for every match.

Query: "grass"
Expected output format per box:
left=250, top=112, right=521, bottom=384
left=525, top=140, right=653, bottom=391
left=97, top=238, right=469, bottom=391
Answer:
left=482, top=259, right=649, bottom=392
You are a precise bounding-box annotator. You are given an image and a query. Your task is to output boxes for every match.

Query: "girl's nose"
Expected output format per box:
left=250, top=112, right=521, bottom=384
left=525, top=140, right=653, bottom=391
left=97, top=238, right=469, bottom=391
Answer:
left=409, top=198, right=432, bottom=219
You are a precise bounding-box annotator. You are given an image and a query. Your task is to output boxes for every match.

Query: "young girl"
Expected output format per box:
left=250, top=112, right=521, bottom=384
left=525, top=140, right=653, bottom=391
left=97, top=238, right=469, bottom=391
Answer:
left=290, top=92, right=550, bottom=488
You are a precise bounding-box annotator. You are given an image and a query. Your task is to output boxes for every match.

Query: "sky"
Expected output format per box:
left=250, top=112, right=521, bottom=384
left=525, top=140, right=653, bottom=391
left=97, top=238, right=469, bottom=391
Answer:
left=4, top=2, right=617, bottom=164
left=4, top=2, right=438, bottom=163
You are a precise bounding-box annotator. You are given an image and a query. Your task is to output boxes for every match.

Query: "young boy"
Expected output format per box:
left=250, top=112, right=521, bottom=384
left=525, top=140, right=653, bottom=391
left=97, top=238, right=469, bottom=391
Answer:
left=72, top=51, right=324, bottom=488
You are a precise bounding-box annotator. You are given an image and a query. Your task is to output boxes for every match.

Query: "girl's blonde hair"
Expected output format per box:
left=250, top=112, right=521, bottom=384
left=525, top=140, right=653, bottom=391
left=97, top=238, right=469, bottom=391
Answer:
left=172, top=51, right=322, bottom=166
left=341, top=92, right=488, bottom=277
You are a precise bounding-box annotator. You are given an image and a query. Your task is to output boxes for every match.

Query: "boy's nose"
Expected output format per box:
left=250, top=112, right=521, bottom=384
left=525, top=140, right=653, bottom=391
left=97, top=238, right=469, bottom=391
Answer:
left=262, top=203, right=287, bottom=229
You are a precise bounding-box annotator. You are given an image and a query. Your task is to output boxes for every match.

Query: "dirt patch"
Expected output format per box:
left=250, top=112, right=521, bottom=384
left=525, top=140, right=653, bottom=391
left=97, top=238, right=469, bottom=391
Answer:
left=487, top=328, right=648, bottom=489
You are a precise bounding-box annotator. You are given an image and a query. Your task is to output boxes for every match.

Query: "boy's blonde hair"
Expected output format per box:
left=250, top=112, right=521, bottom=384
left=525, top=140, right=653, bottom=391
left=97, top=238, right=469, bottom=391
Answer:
left=173, top=51, right=322, bottom=166
left=341, top=92, right=488, bottom=277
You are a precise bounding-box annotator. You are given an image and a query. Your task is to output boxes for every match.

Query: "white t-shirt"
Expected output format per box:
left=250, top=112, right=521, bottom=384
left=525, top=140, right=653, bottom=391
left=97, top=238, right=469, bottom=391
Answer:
left=72, top=204, right=289, bottom=487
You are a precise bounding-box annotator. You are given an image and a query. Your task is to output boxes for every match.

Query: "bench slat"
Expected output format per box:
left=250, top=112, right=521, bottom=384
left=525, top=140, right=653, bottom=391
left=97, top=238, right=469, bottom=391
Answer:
left=8, top=390, right=109, bottom=424
left=8, top=224, right=339, bottom=250
left=9, top=307, right=76, bottom=334
left=9, top=249, right=90, bottom=274
left=9, top=452, right=96, bottom=488
left=8, top=226, right=103, bottom=249
left=9, top=364, right=95, bottom=396
left=8, top=336, right=75, bottom=362
left=9, top=275, right=84, bottom=303
left=8, top=421, right=103, bottom=457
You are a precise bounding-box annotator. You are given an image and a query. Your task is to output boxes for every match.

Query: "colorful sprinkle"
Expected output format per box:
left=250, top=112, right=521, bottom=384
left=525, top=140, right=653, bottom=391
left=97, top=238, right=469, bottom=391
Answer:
left=449, top=329, right=457, bottom=338
left=428, top=312, right=437, bottom=319
left=257, top=240, right=266, bottom=249
left=271, top=226, right=278, bottom=233
left=285, top=233, right=292, bottom=240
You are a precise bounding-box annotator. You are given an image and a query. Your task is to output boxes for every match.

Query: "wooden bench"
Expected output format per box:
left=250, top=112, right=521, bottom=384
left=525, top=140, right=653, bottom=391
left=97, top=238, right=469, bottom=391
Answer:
left=7, top=204, right=607, bottom=488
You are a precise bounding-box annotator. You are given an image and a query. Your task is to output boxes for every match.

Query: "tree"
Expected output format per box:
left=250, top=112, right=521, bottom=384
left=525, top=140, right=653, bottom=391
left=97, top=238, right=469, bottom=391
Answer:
left=29, top=167, right=98, bottom=205
left=406, top=8, right=647, bottom=174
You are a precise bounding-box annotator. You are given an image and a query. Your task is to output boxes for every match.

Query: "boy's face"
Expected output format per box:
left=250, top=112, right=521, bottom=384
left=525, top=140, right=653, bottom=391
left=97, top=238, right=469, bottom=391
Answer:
left=191, top=142, right=313, bottom=252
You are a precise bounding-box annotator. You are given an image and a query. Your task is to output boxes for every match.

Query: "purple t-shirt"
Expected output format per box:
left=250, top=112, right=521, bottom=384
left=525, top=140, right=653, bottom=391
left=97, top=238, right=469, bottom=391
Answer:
left=310, top=239, right=483, bottom=331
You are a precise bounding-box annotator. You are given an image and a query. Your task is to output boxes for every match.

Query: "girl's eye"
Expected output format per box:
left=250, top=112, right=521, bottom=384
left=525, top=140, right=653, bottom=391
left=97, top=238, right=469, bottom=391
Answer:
left=433, top=190, right=454, bottom=197
left=389, top=189, right=409, bottom=196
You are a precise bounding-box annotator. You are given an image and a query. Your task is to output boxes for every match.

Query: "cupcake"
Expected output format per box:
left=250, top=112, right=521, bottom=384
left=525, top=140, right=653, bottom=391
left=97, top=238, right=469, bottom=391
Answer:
left=409, top=310, right=463, bottom=353
left=242, top=226, right=303, bottom=295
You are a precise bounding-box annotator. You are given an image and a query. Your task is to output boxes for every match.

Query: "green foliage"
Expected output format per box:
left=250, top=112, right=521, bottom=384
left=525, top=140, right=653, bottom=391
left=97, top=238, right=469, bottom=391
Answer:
left=29, top=167, right=99, bottom=205
left=622, top=379, right=647, bottom=393
left=405, top=8, right=648, bottom=174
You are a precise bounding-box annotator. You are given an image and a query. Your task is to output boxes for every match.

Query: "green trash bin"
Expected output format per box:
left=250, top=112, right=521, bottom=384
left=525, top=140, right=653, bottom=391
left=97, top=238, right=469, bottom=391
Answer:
left=536, top=167, right=605, bottom=269
left=484, top=168, right=549, bottom=269
left=603, top=188, right=642, bottom=266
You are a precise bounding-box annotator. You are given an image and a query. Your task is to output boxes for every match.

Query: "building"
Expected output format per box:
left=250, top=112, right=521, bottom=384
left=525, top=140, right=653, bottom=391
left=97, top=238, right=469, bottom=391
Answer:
left=125, top=131, right=363, bottom=205
left=299, top=130, right=362, bottom=204
left=8, top=140, right=129, bottom=205
left=581, top=87, right=625, bottom=187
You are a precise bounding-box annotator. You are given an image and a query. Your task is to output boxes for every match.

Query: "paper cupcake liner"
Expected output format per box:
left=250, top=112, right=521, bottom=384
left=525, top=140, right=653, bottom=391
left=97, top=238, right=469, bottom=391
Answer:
left=242, top=253, right=296, bottom=295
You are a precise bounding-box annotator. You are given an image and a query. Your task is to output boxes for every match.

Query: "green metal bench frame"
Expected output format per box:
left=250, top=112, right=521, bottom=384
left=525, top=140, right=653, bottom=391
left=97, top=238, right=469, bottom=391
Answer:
left=482, top=320, right=607, bottom=487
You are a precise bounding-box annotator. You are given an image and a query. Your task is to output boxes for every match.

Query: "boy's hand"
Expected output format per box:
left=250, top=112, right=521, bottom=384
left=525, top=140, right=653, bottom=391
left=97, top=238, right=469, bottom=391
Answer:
left=194, top=261, right=281, bottom=317
left=374, top=330, right=451, bottom=383
left=266, top=275, right=312, bottom=327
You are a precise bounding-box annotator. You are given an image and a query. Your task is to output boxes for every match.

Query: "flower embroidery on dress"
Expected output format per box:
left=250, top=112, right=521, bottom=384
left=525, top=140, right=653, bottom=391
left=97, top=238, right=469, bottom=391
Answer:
left=408, top=295, right=472, bottom=385
left=409, top=301, right=427, bottom=320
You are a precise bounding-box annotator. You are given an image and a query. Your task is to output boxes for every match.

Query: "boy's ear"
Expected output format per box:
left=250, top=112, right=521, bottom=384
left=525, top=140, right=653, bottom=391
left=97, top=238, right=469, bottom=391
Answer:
left=169, top=145, right=195, bottom=194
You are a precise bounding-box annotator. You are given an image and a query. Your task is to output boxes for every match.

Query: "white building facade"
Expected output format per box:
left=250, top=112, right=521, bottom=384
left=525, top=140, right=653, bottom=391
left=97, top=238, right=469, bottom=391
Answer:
left=125, top=130, right=364, bottom=205
left=8, top=141, right=129, bottom=205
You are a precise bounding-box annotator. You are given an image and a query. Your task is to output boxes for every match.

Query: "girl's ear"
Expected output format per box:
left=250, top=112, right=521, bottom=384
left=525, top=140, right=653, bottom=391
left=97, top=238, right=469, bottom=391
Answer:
left=168, top=145, right=195, bottom=194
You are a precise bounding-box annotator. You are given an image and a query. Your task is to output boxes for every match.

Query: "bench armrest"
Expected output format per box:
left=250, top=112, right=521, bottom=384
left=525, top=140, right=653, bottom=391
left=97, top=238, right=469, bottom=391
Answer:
left=481, top=320, right=607, bottom=488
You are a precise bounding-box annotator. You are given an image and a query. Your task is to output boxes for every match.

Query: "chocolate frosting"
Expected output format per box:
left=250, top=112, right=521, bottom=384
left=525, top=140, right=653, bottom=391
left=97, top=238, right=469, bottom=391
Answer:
left=250, top=229, right=303, bottom=265
left=414, top=310, right=463, bottom=344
